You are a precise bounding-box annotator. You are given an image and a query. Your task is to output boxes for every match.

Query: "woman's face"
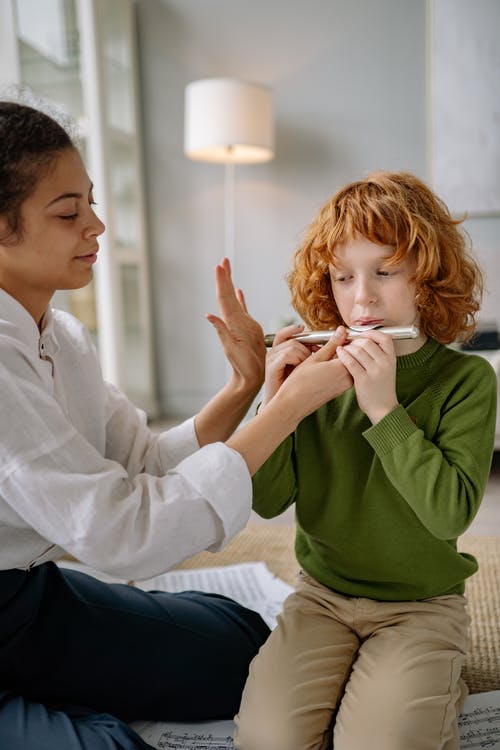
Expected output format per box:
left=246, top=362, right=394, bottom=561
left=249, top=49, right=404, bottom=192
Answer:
left=0, top=147, right=105, bottom=323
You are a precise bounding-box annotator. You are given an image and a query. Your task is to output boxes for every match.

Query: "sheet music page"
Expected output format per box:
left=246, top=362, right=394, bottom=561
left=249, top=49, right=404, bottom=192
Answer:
left=136, top=561, right=293, bottom=629
left=129, top=718, right=236, bottom=749
left=131, top=691, right=500, bottom=749
left=459, top=690, right=500, bottom=748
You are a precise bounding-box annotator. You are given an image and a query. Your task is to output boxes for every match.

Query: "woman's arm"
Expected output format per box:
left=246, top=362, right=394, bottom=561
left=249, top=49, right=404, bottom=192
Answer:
left=195, top=258, right=266, bottom=446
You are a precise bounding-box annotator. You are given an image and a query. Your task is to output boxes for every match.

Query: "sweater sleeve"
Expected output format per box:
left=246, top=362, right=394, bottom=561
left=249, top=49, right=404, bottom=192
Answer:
left=251, top=434, right=297, bottom=518
left=363, top=355, right=497, bottom=539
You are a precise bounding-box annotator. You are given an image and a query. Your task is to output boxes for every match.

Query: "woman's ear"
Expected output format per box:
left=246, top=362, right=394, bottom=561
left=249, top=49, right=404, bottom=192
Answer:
left=0, top=216, right=16, bottom=248
left=0, top=216, right=8, bottom=247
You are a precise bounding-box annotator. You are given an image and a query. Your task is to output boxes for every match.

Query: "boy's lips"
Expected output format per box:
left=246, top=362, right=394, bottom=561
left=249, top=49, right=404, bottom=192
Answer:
left=354, top=319, right=384, bottom=327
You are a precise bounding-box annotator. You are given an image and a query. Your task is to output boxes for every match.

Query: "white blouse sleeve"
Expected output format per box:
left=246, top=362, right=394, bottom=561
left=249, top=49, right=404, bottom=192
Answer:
left=0, top=332, right=252, bottom=580
left=103, top=380, right=203, bottom=475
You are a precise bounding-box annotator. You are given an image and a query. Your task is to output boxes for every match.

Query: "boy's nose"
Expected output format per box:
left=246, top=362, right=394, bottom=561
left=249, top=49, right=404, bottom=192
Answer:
left=354, top=278, right=377, bottom=305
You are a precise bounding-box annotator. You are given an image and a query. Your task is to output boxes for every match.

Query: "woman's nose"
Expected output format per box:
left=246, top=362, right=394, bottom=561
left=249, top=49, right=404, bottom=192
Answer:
left=84, top=209, right=106, bottom=239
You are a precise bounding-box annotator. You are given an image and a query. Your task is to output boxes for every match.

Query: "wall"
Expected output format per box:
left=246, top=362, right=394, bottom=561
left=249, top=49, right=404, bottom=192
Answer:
left=135, top=0, right=497, bottom=418
left=430, top=0, right=500, bottom=330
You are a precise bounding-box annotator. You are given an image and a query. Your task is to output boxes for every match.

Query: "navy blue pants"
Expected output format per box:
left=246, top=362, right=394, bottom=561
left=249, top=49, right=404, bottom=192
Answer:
left=0, top=562, right=270, bottom=749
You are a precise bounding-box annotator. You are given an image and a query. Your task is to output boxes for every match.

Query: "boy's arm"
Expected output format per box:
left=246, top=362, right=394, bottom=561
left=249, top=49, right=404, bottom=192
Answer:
left=251, top=434, right=297, bottom=519
left=363, top=357, right=497, bottom=538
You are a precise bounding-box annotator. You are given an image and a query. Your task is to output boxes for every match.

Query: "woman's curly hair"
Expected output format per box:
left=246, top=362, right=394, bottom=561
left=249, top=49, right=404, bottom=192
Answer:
left=0, top=100, right=74, bottom=243
left=287, top=171, right=483, bottom=344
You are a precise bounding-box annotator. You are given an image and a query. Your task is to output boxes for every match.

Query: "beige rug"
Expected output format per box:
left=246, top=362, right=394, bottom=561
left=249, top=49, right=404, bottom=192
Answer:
left=177, top=525, right=500, bottom=694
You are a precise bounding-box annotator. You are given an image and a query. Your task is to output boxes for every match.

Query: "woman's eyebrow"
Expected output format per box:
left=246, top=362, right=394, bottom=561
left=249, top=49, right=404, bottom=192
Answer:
left=45, top=192, right=82, bottom=207
left=45, top=183, right=94, bottom=208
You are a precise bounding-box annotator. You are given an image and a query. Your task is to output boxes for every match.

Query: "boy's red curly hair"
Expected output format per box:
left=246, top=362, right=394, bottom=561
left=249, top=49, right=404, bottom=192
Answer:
left=287, top=171, right=483, bottom=344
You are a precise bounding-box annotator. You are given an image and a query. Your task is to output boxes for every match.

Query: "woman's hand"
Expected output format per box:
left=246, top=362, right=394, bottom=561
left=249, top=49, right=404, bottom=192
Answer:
left=206, top=258, right=266, bottom=395
left=336, top=330, right=398, bottom=424
left=261, top=323, right=313, bottom=407
left=274, top=328, right=353, bottom=420
left=227, top=331, right=353, bottom=475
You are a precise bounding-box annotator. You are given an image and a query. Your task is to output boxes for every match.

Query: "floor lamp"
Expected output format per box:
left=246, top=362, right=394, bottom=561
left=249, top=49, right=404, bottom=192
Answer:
left=184, top=78, right=274, bottom=276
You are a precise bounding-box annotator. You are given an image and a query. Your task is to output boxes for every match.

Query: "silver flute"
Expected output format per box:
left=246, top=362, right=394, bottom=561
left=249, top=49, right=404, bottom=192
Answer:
left=264, top=325, right=419, bottom=347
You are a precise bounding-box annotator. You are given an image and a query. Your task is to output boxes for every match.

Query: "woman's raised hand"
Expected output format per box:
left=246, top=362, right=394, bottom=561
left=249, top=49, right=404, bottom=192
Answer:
left=206, top=258, right=266, bottom=394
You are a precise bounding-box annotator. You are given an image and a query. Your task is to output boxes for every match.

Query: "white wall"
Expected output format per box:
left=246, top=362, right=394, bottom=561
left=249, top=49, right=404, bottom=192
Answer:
left=135, top=0, right=498, bottom=418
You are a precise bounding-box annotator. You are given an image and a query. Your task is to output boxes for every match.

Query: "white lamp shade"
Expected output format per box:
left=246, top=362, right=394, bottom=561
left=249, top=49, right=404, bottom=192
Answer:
left=184, top=78, right=274, bottom=164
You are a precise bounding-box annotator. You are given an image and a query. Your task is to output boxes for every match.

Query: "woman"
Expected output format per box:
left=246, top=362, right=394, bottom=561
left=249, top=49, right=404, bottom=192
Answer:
left=0, top=100, right=352, bottom=749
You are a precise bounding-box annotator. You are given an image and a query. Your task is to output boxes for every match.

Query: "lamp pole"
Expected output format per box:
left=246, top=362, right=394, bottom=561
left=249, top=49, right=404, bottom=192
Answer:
left=184, top=78, right=274, bottom=378
left=224, top=159, right=235, bottom=275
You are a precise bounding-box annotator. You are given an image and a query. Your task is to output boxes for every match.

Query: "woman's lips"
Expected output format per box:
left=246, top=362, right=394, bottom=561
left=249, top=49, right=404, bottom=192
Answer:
left=76, top=252, right=98, bottom=264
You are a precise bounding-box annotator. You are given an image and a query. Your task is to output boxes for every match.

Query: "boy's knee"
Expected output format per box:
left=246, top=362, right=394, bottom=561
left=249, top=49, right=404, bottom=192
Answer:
left=234, top=707, right=330, bottom=750
left=234, top=717, right=299, bottom=750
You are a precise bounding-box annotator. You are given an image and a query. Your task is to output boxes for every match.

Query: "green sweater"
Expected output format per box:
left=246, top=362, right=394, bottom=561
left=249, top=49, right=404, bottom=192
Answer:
left=253, top=339, right=497, bottom=601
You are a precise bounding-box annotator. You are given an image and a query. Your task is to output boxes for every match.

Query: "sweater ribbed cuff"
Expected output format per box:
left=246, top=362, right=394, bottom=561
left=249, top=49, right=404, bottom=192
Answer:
left=363, top=404, right=419, bottom=456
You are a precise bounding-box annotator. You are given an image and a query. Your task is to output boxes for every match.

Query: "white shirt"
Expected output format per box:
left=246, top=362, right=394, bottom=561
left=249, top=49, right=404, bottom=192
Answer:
left=0, top=290, right=251, bottom=579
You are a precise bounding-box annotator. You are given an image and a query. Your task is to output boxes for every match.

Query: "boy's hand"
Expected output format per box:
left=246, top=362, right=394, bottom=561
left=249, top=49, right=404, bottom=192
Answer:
left=336, top=330, right=398, bottom=424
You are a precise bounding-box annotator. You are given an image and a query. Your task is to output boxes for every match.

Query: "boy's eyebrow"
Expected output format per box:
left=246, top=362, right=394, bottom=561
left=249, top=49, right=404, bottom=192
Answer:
left=45, top=183, right=94, bottom=208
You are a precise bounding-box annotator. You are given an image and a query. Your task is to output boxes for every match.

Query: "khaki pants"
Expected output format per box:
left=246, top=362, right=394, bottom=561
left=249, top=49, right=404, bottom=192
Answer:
left=234, top=571, right=470, bottom=750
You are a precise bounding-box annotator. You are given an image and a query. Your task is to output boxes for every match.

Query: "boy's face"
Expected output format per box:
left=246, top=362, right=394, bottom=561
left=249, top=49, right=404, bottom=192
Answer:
left=329, top=236, right=418, bottom=332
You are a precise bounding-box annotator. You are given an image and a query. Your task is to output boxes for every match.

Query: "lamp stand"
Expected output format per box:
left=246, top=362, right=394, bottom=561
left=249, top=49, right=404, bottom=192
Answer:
left=224, top=161, right=235, bottom=277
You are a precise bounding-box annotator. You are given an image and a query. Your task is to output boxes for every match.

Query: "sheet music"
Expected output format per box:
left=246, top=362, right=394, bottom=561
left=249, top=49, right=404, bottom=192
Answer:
left=459, top=690, right=500, bottom=748
left=136, top=561, right=293, bottom=630
left=131, top=691, right=500, bottom=749
left=129, top=719, right=236, bottom=749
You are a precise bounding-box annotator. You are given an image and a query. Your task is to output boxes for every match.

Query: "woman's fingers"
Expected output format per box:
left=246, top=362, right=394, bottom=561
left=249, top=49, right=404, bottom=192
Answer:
left=214, top=260, right=241, bottom=318
left=272, top=323, right=305, bottom=347
left=309, top=326, right=347, bottom=361
left=236, top=287, right=248, bottom=313
left=205, top=313, right=229, bottom=342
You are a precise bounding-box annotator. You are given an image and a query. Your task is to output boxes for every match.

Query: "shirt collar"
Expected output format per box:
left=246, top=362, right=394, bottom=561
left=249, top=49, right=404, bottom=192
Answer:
left=0, top=289, right=59, bottom=355
left=39, top=306, right=60, bottom=357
